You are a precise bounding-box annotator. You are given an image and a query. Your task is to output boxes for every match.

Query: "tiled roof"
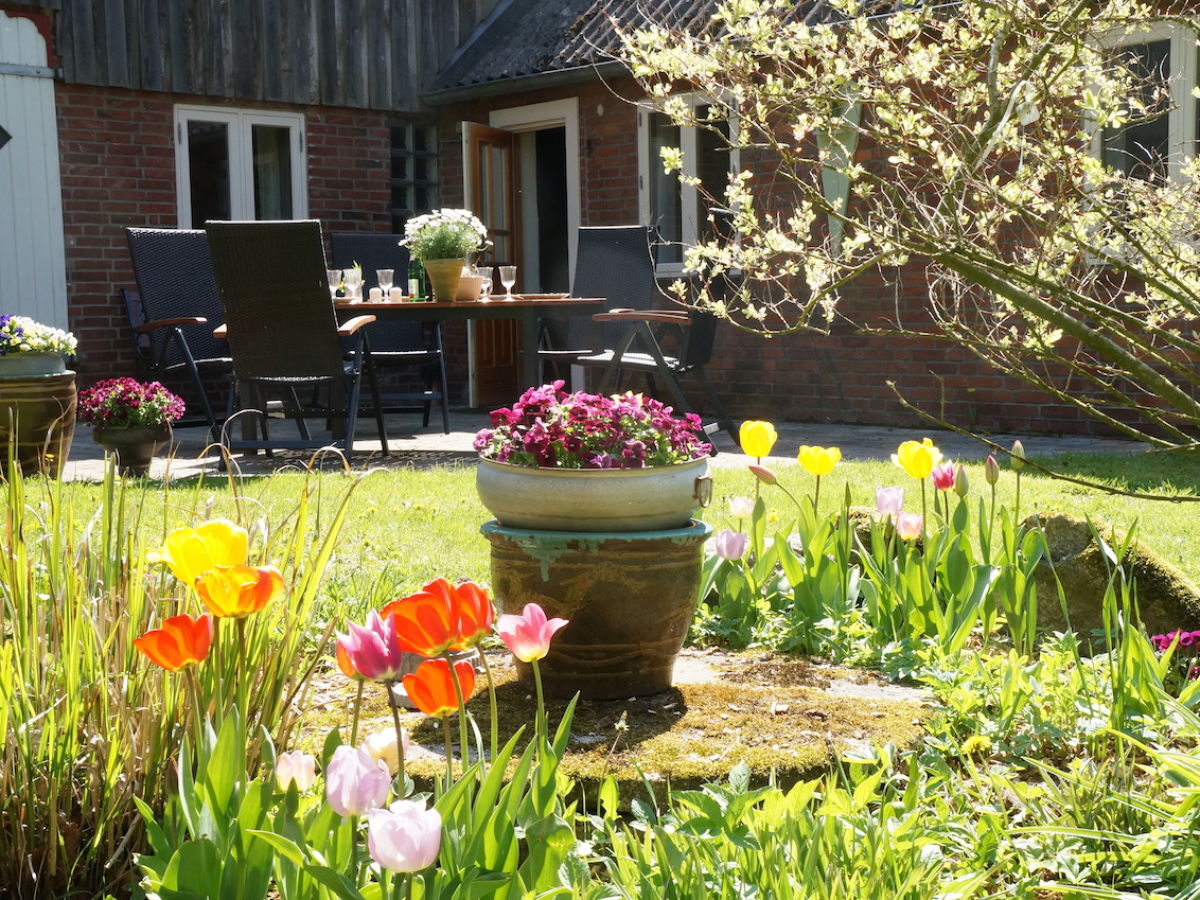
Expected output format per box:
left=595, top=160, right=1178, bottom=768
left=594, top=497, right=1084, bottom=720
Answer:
left=431, top=0, right=907, bottom=94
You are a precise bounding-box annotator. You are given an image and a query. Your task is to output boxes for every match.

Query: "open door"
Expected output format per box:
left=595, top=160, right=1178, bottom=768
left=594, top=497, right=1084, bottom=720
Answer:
left=463, top=122, right=522, bottom=407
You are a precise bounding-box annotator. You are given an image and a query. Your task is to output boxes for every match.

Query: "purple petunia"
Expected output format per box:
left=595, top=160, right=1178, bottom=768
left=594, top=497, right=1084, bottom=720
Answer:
left=474, top=383, right=710, bottom=469
left=77, top=378, right=186, bottom=428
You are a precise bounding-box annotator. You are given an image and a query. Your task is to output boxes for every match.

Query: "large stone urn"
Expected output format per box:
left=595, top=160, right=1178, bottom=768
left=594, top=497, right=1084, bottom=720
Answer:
left=0, top=353, right=76, bottom=476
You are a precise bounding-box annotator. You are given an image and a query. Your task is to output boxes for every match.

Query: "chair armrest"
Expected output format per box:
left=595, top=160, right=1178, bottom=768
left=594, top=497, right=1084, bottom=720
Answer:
left=592, top=309, right=690, bottom=324
left=337, top=315, right=377, bottom=337
left=135, top=316, right=209, bottom=334
left=213, top=324, right=227, bottom=339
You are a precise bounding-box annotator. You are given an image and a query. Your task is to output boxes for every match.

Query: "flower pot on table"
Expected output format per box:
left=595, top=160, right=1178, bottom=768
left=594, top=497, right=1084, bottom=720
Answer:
left=475, top=456, right=712, bottom=533
left=422, top=258, right=466, bottom=303
left=0, top=353, right=75, bottom=476
left=92, top=424, right=172, bottom=477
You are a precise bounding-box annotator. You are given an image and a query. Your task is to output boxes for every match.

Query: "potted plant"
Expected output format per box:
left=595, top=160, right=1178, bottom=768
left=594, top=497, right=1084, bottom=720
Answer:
left=78, top=378, right=185, bottom=476
left=0, top=315, right=79, bottom=475
left=475, top=381, right=714, bottom=699
left=473, top=381, right=713, bottom=532
left=400, top=209, right=490, bottom=303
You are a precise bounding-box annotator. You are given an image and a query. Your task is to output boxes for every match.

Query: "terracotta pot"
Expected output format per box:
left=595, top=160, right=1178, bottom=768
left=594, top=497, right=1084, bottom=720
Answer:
left=92, top=424, right=171, bottom=477
left=0, top=356, right=76, bottom=476
left=475, top=456, right=712, bottom=532
left=483, top=520, right=711, bottom=699
left=422, top=258, right=466, bottom=303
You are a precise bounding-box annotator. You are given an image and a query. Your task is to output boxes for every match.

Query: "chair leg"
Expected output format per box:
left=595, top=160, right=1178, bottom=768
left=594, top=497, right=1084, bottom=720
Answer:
left=287, top=387, right=313, bottom=441
left=434, top=327, right=451, bottom=435
left=171, top=329, right=220, bottom=443
left=695, top=369, right=738, bottom=441
left=344, top=376, right=362, bottom=459
left=366, top=363, right=389, bottom=456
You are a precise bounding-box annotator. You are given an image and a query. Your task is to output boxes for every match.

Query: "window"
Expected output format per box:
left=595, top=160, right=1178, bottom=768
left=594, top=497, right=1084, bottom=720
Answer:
left=174, top=106, right=306, bottom=228
left=1098, top=24, right=1198, bottom=183
left=390, top=121, right=439, bottom=232
left=638, top=98, right=735, bottom=273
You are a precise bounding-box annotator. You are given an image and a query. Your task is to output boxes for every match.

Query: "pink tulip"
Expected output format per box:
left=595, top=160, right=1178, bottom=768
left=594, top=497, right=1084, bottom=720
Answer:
left=714, top=529, right=749, bottom=561
left=931, top=462, right=956, bottom=492
left=747, top=464, right=777, bottom=485
left=875, top=486, right=904, bottom=519
left=274, top=751, right=317, bottom=792
left=325, top=745, right=390, bottom=817
left=984, top=454, right=1000, bottom=485
left=896, top=512, right=924, bottom=542
left=367, top=800, right=442, bottom=873
left=336, top=611, right=408, bottom=683
left=497, top=602, right=569, bottom=663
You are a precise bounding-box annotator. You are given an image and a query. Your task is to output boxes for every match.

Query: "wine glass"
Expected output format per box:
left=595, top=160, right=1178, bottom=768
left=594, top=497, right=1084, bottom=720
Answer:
left=476, top=266, right=494, bottom=303
left=376, top=269, right=394, bottom=296
left=500, top=265, right=517, bottom=301
left=326, top=269, right=341, bottom=300
left=342, top=268, right=363, bottom=302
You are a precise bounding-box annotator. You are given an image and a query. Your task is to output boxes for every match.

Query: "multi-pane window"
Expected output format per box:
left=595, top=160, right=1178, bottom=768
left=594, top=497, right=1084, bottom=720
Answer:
left=639, top=98, right=734, bottom=273
left=174, top=106, right=306, bottom=228
left=390, top=122, right=439, bottom=232
left=1099, top=25, right=1198, bottom=183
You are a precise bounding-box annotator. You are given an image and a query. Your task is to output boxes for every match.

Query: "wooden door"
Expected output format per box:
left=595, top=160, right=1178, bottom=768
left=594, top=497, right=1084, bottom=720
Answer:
left=0, top=11, right=67, bottom=329
left=463, top=122, right=523, bottom=406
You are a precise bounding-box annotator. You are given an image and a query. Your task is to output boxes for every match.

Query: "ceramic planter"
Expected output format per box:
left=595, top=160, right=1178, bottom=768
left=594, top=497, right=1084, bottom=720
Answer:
left=422, top=258, right=466, bottom=303
left=475, top=456, right=712, bottom=532
left=0, top=353, right=75, bottom=476
left=92, top=424, right=171, bottom=477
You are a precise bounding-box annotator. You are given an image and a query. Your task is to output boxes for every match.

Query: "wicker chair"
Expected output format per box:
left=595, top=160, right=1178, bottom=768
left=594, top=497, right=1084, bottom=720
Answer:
left=329, top=232, right=450, bottom=434
left=205, top=220, right=388, bottom=458
left=124, top=228, right=234, bottom=440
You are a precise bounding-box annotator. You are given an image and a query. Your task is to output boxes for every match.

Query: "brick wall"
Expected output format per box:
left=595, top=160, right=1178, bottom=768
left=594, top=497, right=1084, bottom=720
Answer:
left=433, top=76, right=1116, bottom=436
left=56, top=83, right=394, bottom=386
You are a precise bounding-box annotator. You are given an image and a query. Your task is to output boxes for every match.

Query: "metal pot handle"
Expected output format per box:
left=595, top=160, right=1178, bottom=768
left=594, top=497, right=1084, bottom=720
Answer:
left=693, top=474, right=713, bottom=508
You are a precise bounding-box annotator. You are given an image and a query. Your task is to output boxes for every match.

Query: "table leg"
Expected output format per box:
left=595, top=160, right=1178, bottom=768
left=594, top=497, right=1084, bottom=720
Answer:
left=521, top=309, right=541, bottom=389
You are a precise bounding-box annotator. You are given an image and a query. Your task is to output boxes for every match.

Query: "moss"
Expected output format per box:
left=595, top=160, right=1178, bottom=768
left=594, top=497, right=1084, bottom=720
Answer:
left=296, top=654, right=927, bottom=806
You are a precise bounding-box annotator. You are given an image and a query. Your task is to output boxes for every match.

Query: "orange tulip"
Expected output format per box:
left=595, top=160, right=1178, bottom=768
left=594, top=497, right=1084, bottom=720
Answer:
left=194, top=564, right=284, bottom=619
left=402, top=658, right=476, bottom=719
left=414, top=577, right=493, bottom=651
left=149, top=519, right=248, bottom=586
left=383, top=578, right=494, bottom=657
left=135, top=613, right=214, bottom=672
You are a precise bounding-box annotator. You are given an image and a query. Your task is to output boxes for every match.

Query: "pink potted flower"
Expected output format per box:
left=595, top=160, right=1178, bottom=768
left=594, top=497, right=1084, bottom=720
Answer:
left=77, top=378, right=185, bottom=476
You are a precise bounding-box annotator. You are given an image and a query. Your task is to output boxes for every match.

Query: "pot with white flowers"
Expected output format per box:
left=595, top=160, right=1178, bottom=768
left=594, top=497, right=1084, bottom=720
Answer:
left=0, top=315, right=78, bottom=475
left=400, top=208, right=491, bottom=303
left=475, top=381, right=714, bottom=699
left=78, top=378, right=185, bottom=477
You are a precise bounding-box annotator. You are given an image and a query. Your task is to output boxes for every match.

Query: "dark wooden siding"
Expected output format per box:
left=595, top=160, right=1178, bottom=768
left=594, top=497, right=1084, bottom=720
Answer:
left=55, top=0, right=503, bottom=110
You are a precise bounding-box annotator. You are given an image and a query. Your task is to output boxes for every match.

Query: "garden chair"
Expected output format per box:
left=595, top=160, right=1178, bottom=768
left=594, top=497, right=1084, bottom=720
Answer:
left=124, top=228, right=234, bottom=440
left=329, top=232, right=450, bottom=434
left=205, top=220, right=388, bottom=459
left=535, top=225, right=659, bottom=381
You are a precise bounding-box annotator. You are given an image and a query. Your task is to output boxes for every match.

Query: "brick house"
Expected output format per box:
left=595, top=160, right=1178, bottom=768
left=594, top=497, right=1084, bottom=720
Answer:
left=0, top=1, right=1182, bottom=433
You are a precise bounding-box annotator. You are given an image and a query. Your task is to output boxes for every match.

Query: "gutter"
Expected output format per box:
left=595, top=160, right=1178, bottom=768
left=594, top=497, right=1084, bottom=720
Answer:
left=421, top=59, right=628, bottom=106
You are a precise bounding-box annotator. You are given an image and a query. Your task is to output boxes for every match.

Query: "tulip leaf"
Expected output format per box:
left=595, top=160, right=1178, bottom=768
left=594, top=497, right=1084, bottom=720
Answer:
left=246, top=828, right=305, bottom=866
left=304, top=864, right=368, bottom=900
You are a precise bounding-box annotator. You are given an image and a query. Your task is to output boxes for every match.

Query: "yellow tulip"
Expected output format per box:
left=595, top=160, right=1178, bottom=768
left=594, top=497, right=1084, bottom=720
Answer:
left=891, top=438, right=943, bottom=480
left=194, top=564, right=285, bottom=619
left=797, top=445, right=842, bottom=477
left=739, top=420, right=778, bottom=458
left=149, top=519, right=249, bottom=586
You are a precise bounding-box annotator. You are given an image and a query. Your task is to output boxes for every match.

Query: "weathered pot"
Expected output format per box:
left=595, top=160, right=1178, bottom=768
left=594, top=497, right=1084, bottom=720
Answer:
left=483, top=520, right=711, bottom=699
left=475, top=456, right=712, bottom=532
left=422, top=258, right=466, bottom=303
left=0, top=357, right=75, bottom=476
left=93, top=424, right=171, bottom=476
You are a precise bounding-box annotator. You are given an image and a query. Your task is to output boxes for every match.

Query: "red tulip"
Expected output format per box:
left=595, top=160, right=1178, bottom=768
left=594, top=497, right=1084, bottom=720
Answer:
left=931, top=462, right=956, bottom=492
left=134, top=613, right=214, bottom=672
left=402, top=658, right=476, bottom=718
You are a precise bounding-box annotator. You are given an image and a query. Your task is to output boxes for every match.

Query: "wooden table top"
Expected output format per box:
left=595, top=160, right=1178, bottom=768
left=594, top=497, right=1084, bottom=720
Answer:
left=333, top=295, right=605, bottom=311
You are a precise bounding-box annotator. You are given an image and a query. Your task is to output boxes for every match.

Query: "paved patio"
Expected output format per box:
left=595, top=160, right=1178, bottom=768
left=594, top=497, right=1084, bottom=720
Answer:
left=59, top=409, right=1140, bottom=481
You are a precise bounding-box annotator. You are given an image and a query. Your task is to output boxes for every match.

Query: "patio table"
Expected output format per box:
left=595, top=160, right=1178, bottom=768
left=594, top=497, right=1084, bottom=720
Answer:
left=333, top=295, right=606, bottom=389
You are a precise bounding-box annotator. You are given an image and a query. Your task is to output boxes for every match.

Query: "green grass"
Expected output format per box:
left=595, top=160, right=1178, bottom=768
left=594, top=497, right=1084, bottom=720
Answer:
left=48, top=450, right=1200, bottom=623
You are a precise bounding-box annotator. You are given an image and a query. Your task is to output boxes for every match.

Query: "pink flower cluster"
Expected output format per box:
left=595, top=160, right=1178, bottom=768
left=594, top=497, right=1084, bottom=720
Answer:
left=1150, top=629, right=1200, bottom=653
left=473, top=381, right=711, bottom=469
left=78, top=378, right=185, bottom=428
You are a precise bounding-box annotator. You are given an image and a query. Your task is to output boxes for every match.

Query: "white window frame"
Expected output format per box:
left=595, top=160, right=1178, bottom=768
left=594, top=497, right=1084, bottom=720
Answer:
left=173, top=104, right=307, bottom=228
left=637, top=95, right=739, bottom=276
left=1093, top=21, right=1197, bottom=183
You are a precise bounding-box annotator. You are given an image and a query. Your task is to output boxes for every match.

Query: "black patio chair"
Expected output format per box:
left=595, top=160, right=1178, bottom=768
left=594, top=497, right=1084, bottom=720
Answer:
left=205, top=220, right=388, bottom=459
left=124, top=228, right=234, bottom=440
left=329, top=232, right=450, bottom=434
left=535, top=225, right=659, bottom=381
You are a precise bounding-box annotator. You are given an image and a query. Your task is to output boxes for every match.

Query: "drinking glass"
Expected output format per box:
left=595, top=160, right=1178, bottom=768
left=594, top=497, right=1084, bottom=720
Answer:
left=326, top=269, right=341, bottom=300
left=342, top=268, right=363, bottom=301
left=500, top=265, right=517, bottom=301
left=476, top=266, right=494, bottom=302
left=376, top=269, right=394, bottom=295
